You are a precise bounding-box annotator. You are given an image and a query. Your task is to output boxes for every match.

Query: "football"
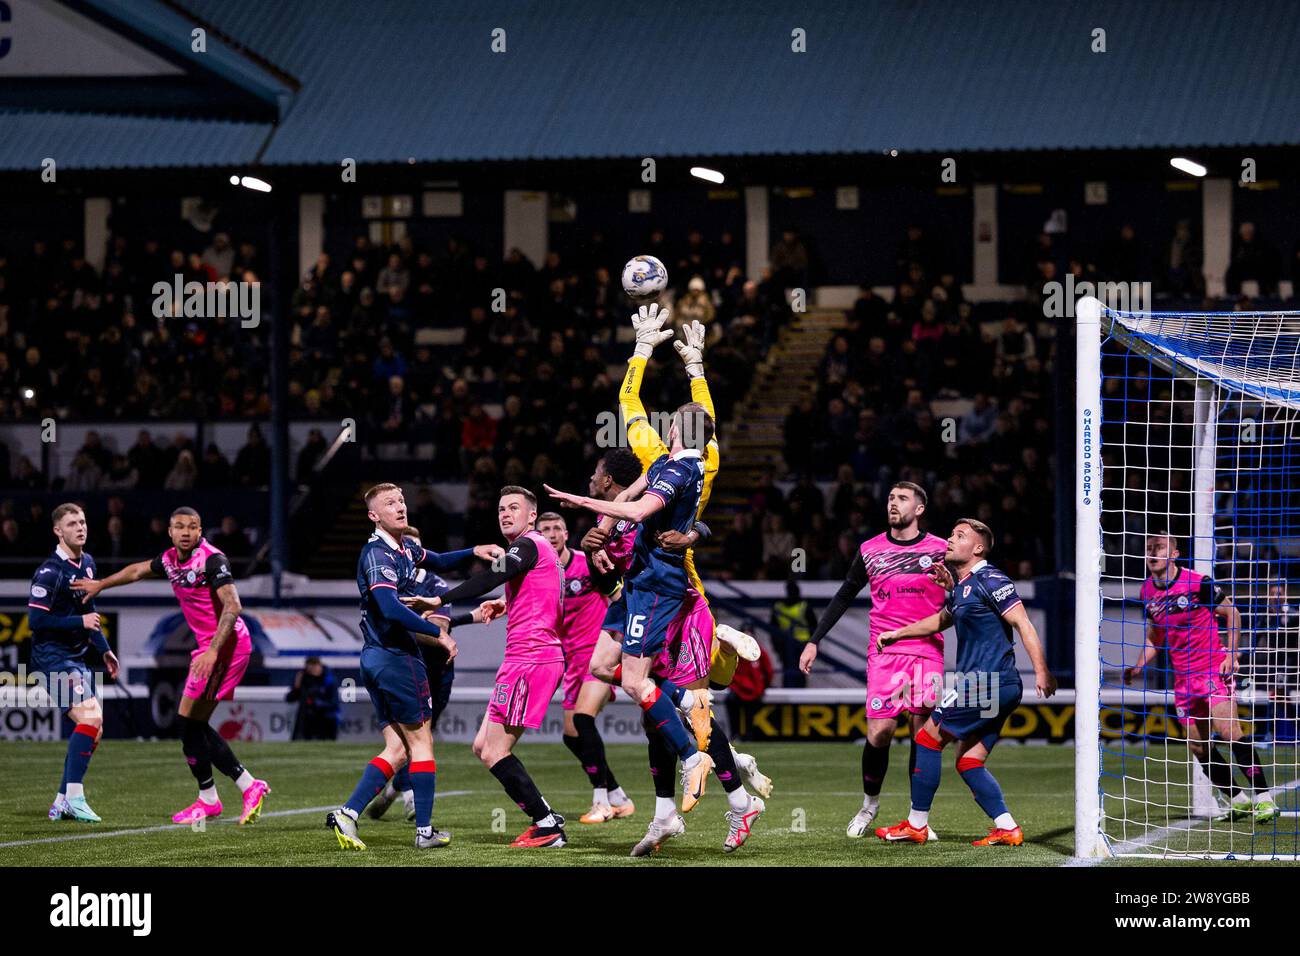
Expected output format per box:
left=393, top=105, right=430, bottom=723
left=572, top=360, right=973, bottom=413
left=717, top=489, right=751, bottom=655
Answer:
left=621, top=255, right=668, bottom=300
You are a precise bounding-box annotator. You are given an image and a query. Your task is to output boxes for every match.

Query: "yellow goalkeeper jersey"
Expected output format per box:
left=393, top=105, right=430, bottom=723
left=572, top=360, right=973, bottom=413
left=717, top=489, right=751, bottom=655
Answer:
left=618, top=355, right=718, bottom=598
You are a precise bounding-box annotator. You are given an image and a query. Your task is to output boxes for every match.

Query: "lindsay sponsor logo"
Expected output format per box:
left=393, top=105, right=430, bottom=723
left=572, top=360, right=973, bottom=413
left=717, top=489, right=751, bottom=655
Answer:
left=50, top=886, right=152, bottom=937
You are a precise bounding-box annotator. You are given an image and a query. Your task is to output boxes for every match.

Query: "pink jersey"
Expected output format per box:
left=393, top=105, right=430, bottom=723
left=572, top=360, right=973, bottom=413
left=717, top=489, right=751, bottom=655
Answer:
left=559, top=548, right=609, bottom=647
left=151, top=538, right=251, bottom=649
left=1140, top=567, right=1227, bottom=681
left=605, top=518, right=637, bottom=576
left=503, top=529, right=564, bottom=665
left=860, top=531, right=949, bottom=662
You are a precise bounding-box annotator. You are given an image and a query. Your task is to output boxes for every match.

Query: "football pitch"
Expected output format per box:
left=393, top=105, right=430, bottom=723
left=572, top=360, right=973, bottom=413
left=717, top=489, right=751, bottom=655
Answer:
left=0, top=739, right=1262, bottom=867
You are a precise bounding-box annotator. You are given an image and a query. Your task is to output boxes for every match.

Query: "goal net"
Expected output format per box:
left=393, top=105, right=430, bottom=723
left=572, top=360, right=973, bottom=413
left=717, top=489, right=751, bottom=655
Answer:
left=1075, top=297, right=1300, bottom=860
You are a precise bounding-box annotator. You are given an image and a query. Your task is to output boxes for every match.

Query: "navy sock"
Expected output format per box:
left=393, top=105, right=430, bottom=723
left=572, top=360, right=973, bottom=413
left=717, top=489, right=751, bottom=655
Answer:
left=409, top=760, right=437, bottom=828
left=658, top=676, right=688, bottom=707
left=345, top=758, right=394, bottom=816
left=65, top=724, right=97, bottom=786
left=862, top=740, right=889, bottom=797
left=957, top=758, right=1009, bottom=820
left=642, top=689, right=696, bottom=758
left=393, top=765, right=412, bottom=792
left=706, top=718, right=742, bottom=792
left=644, top=714, right=677, bottom=798
left=910, top=734, right=943, bottom=812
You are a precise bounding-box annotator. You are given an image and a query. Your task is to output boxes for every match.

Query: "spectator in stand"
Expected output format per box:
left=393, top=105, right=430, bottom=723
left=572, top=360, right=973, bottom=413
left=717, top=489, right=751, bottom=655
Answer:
left=675, top=275, right=716, bottom=332
left=771, top=580, right=817, bottom=688
left=1225, top=221, right=1281, bottom=296
left=287, top=657, right=341, bottom=741
left=211, top=515, right=251, bottom=559
left=725, top=642, right=773, bottom=741
left=163, top=449, right=198, bottom=490
left=720, top=512, right=761, bottom=580
left=769, top=229, right=809, bottom=292
left=233, top=424, right=271, bottom=487
left=761, top=513, right=796, bottom=580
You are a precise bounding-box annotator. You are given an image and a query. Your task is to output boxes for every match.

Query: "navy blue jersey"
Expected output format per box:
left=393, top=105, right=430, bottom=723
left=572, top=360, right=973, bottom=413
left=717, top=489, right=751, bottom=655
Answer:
left=629, top=450, right=705, bottom=596
left=945, top=561, right=1022, bottom=683
left=27, top=548, right=100, bottom=655
left=356, top=532, right=427, bottom=654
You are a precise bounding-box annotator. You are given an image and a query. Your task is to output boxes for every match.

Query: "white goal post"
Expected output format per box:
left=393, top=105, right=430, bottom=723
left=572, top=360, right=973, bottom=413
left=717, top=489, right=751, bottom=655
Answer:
left=1075, top=296, right=1300, bottom=860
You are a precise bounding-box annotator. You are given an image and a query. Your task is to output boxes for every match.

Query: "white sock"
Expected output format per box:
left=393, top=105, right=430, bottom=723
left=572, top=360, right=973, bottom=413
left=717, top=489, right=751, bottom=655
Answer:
left=417, top=825, right=433, bottom=838
left=66, top=783, right=84, bottom=799
left=609, top=787, right=629, bottom=806
left=994, top=812, right=1017, bottom=830
left=907, top=808, right=929, bottom=828
left=678, top=689, right=695, bottom=711
left=592, top=787, right=609, bottom=806
left=654, top=796, right=677, bottom=822
left=863, top=794, right=880, bottom=814
left=235, top=770, right=255, bottom=792
left=682, top=751, right=702, bottom=770
left=536, top=812, right=558, bottom=828
left=56, top=791, right=66, bottom=802
left=727, top=788, right=751, bottom=812
left=340, top=806, right=359, bottom=822
left=401, top=789, right=415, bottom=809
left=199, top=785, right=219, bottom=804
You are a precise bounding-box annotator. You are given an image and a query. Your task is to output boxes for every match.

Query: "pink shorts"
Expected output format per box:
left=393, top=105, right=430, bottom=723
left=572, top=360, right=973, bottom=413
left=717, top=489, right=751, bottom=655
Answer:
left=652, top=590, right=714, bottom=686
left=1173, top=673, right=1237, bottom=725
left=489, top=659, right=565, bottom=730
left=182, top=638, right=252, bottom=702
left=866, top=651, right=943, bottom=719
left=561, top=634, right=614, bottom=710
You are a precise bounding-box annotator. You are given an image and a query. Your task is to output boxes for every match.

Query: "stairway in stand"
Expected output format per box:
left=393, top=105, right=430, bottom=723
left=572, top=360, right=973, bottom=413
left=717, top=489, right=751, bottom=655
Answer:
left=696, top=306, right=849, bottom=570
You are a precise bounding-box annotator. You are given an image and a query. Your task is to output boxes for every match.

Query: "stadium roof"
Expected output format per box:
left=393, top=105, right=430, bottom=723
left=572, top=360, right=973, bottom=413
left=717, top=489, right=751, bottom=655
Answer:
left=3, top=0, right=1300, bottom=171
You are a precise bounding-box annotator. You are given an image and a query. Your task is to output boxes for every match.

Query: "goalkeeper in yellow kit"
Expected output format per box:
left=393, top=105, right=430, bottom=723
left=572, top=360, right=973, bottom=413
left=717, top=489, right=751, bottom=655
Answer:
left=580, top=302, right=772, bottom=854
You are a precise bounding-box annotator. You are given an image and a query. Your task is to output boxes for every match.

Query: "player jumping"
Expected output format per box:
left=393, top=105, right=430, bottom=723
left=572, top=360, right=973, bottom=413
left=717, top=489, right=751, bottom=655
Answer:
left=327, top=485, right=502, bottom=850
left=74, top=507, right=270, bottom=826
left=799, top=481, right=948, bottom=839
left=1126, top=532, right=1275, bottom=822
left=29, top=504, right=119, bottom=823
left=536, top=509, right=636, bottom=824
left=402, top=486, right=571, bottom=848
left=873, top=519, right=1057, bottom=847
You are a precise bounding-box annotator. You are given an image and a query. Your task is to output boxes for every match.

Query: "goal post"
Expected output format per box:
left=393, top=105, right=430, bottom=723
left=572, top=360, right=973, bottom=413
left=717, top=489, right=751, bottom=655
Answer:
left=1075, top=296, right=1300, bottom=860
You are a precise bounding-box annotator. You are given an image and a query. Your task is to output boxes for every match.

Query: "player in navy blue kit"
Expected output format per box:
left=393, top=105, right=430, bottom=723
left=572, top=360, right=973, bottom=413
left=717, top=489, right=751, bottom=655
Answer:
left=365, top=523, right=459, bottom=823
left=545, top=401, right=717, bottom=812
left=873, top=519, right=1057, bottom=847
left=28, top=504, right=119, bottom=823
left=327, top=483, right=504, bottom=851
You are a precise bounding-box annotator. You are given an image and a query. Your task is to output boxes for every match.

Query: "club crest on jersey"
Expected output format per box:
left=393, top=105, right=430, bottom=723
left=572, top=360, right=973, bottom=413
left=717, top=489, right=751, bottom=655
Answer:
left=919, top=555, right=933, bottom=569
left=185, top=570, right=198, bottom=584
left=870, top=696, right=884, bottom=711
left=568, top=579, right=583, bottom=594
left=31, top=585, right=48, bottom=598
left=1176, top=595, right=1189, bottom=609
left=381, top=567, right=399, bottom=582
left=962, top=585, right=971, bottom=598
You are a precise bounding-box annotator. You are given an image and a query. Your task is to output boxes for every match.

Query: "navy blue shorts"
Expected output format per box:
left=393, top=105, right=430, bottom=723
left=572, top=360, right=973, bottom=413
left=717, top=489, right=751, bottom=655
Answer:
left=620, top=585, right=683, bottom=658
left=933, top=674, right=1022, bottom=751
left=30, top=642, right=97, bottom=708
left=602, top=594, right=627, bottom=635
left=361, top=646, right=431, bottom=727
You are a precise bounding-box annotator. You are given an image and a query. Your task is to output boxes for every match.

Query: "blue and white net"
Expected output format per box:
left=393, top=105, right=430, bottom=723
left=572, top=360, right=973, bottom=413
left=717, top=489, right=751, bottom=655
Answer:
left=1098, top=307, right=1300, bottom=860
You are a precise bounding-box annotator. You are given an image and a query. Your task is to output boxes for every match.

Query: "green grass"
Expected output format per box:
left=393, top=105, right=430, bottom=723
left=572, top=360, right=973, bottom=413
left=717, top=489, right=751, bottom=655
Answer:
left=0, top=740, right=1084, bottom=866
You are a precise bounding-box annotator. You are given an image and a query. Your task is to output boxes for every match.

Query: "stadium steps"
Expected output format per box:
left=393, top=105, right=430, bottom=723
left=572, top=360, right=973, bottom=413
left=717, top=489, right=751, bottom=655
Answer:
left=697, top=306, right=848, bottom=568
left=304, top=484, right=378, bottom=577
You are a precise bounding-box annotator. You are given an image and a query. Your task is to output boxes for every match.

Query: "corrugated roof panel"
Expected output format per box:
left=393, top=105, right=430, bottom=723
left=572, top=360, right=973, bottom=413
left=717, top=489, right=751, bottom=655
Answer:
left=5, top=0, right=1300, bottom=170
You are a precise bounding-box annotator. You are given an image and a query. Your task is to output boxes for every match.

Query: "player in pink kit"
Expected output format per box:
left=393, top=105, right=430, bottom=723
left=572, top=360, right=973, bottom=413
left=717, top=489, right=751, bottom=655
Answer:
left=799, top=482, right=949, bottom=838
left=403, top=486, right=571, bottom=847
left=74, top=507, right=271, bottom=825
left=536, top=511, right=636, bottom=824
left=1126, top=532, right=1276, bottom=822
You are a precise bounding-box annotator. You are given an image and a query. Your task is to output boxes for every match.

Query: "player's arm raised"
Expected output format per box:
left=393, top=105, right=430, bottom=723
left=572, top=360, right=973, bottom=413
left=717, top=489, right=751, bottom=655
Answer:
left=621, top=304, right=674, bottom=469
left=800, top=557, right=870, bottom=674
left=1002, top=602, right=1057, bottom=698
left=542, top=474, right=666, bottom=524
left=70, top=558, right=159, bottom=599
left=403, top=535, right=540, bottom=613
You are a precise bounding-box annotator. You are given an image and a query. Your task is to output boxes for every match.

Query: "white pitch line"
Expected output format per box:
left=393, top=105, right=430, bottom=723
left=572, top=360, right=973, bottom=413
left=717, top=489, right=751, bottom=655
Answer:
left=0, top=791, right=470, bottom=850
